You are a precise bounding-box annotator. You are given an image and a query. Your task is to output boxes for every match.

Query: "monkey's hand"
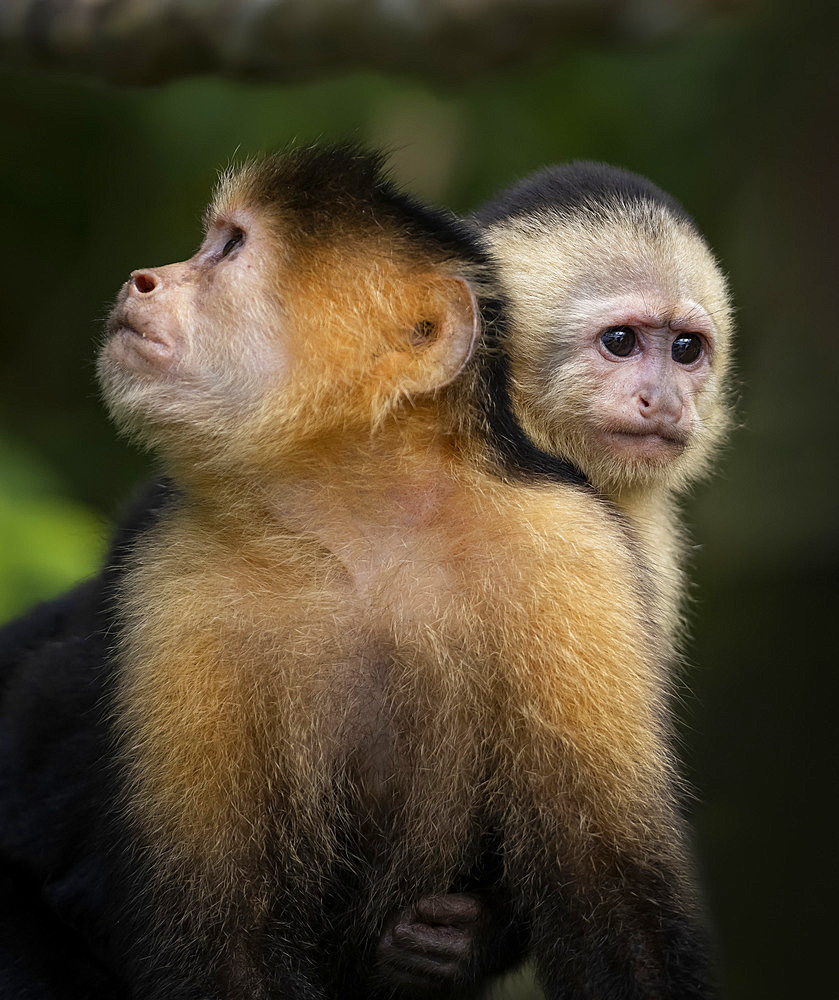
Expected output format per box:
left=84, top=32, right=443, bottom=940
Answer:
left=374, top=893, right=484, bottom=992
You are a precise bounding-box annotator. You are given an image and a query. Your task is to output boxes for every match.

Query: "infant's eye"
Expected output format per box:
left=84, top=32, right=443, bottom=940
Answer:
left=671, top=334, right=702, bottom=365
left=600, top=326, right=636, bottom=357
left=220, top=230, right=244, bottom=258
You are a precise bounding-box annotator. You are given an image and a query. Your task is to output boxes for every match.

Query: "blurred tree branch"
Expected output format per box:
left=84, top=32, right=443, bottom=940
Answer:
left=0, top=0, right=742, bottom=85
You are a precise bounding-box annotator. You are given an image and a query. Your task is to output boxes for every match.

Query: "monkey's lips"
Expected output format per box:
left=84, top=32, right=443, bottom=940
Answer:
left=105, top=312, right=176, bottom=371
left=601, top=426, right=688, bottom=462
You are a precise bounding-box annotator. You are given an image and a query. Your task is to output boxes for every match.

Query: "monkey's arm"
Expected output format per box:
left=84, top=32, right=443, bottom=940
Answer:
left=0, top=481, right=179, bottom=998
left=516, top=739, right=714, bottom=996
left=523, top=840, right=714, bottom=1000
left=0, top=613, right=125, bottom=998
left=0, top=855, right=122, bottom=1000
left=0, top=583, right=91, bottom=669
left=509, top=709, right=715, bottom=999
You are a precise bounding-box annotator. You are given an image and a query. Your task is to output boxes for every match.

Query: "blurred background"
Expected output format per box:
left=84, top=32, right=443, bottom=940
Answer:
left=0, top=0, right=836, bottom=996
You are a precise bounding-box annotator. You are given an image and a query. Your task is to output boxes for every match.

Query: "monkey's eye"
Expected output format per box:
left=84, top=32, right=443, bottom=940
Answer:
left=220, top=230, right=245, bottom=259
left=671, top=334, right=702, bottom=365
left=600, top=326, right=636, bottom=357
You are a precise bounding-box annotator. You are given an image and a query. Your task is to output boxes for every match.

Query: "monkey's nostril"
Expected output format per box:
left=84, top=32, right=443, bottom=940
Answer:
left=132, top=272, right=157, bottom=294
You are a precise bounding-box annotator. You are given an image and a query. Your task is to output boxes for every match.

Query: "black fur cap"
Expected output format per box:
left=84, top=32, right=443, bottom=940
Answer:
left=473, top=160, right=695, bottom=230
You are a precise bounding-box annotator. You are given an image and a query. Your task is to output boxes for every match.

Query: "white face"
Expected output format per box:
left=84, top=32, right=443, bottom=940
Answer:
left=98, top=209, right=287, bottom=444
left=483, top=208, right=731, bottom=492
left=576, top=292, right=717, bottom=468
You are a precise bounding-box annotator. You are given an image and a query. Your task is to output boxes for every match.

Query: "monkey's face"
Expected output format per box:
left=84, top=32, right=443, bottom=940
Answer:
left=98, top=205, right=290, bottom=454
left=484, top=211, right=732, bottom=495
left=99, top=188, right=479, bottom=475
left=550, top=288, right=722, bottom=492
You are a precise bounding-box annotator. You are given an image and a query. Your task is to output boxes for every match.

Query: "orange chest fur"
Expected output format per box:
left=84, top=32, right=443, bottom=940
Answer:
left=115, top=494, right=665, bottom=878
left=114, top=529, right=493, bottom=865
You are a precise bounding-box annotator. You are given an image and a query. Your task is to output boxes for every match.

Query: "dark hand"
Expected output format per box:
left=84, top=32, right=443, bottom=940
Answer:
left=375, top=893, right=484, bottom=991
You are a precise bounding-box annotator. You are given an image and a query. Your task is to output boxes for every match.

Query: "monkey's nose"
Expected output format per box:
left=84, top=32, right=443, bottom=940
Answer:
left=130, top=270, right=159, bottom=294
left=637, top=388, right=682, bottom=423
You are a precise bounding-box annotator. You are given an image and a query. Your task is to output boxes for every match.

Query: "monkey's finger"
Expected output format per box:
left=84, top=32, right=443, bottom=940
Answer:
left=391, top=921, right=472, bottom=959
left=412, top=893, right=481, bottom=925
left=376, top=950, right=461, bottom=987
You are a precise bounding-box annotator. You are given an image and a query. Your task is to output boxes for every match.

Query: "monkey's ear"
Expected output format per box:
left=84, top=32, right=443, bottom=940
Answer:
left=384, top=277, right=479, bottom=396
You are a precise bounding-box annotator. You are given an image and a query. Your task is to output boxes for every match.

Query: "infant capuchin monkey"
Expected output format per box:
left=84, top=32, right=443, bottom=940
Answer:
left=473, top=162, right=734, bottom=642
left=1, top=146, right=713, bottom=999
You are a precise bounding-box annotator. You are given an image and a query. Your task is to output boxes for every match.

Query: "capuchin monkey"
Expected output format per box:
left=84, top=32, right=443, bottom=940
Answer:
left=473, top=162, right=734, bottom=642
left=1, top=145, right=713, bottom=999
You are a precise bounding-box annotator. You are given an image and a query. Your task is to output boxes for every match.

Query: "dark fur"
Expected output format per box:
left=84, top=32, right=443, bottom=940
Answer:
left=472, top=160, right=695, bottom=230
left=0, top=480, right=175, bottom=998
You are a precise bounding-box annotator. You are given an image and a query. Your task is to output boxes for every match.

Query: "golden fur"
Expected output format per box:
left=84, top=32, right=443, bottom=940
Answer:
left=98, top=149, right=694, bottom=993
left=114, top=450, right=678, bottom=972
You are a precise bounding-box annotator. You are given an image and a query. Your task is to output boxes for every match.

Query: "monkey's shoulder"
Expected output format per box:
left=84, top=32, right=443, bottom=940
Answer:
left=459, top=478, right=641, bottom=585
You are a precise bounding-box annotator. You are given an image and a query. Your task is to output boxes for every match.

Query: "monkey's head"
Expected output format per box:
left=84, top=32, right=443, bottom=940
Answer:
left=474, top=163, right=734, bottom=497
left=98, top=145, right=488, bottom=480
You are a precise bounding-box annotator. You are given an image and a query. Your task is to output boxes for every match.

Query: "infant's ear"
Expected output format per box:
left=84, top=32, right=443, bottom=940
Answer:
left=382, top=277, right=479, bottom=396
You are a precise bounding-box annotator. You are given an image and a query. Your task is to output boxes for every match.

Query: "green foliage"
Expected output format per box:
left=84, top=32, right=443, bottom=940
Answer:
left=0, top=436, right=104, bottom=622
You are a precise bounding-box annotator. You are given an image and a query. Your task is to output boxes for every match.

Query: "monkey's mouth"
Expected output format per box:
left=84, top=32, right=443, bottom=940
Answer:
left=105, top=312, right=175, bottom=370
left=602, top=428, right=688, bottom=459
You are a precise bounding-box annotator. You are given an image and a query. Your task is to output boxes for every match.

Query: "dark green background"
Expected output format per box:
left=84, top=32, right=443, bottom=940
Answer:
left=1, top=2, right=836, bottom=996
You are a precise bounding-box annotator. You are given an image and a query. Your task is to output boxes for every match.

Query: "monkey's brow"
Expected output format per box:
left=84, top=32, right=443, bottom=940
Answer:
left=668, top=305, right=713, bottom=332
left=630, top=294, right=709, bottom=333
left=202, top=204, right=239, bottom=231
left=201, top=210, right=236, bottom=235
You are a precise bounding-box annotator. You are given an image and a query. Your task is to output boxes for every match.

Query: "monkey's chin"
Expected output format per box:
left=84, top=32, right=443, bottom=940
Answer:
left=96, top=346, right=185, bottom=444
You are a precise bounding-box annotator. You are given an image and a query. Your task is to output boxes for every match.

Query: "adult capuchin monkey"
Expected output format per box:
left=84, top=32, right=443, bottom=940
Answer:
left=0, top=145, right=713, bottom=999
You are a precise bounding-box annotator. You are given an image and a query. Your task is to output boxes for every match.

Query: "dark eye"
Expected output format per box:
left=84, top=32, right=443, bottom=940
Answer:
left=220, top=230, right=244, bottom=258
left=671, top=334, right=702, bottom=365
left=600, top=326, right=636, bottom=357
